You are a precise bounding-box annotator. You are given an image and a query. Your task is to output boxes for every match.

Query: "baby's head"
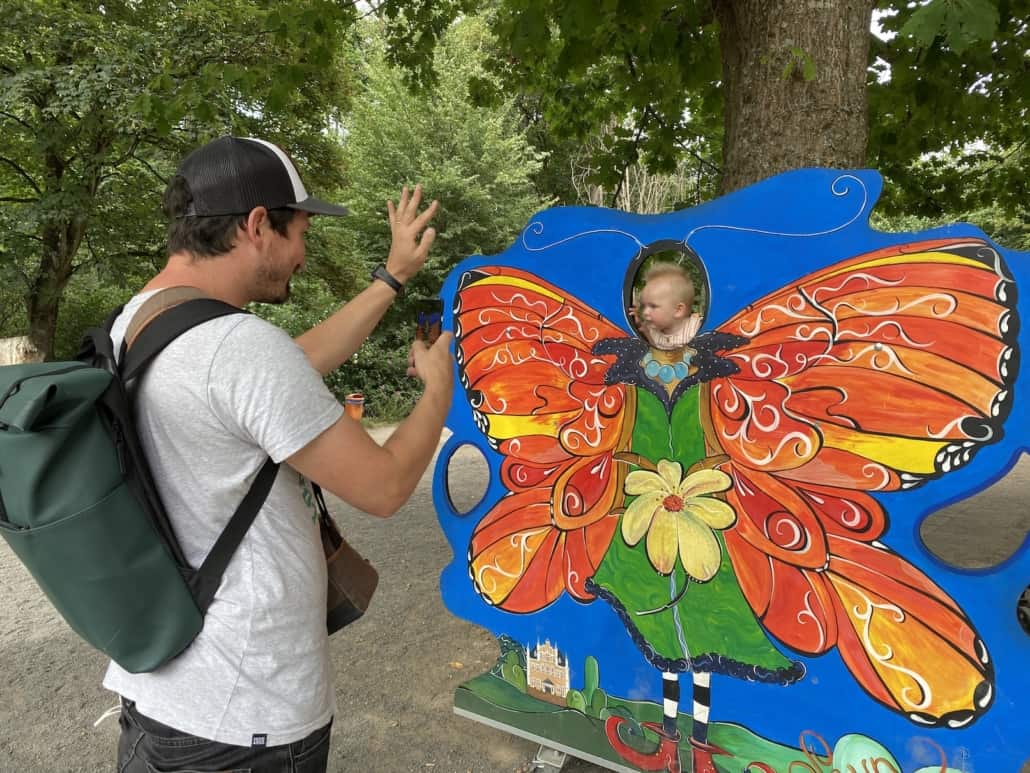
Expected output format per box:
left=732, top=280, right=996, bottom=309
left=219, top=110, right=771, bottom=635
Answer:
left=638, top=263, right=695, bottom=335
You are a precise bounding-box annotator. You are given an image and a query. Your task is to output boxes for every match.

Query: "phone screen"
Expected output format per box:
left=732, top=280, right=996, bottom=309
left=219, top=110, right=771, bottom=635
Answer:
left=415, top=298, right=443, bottom=344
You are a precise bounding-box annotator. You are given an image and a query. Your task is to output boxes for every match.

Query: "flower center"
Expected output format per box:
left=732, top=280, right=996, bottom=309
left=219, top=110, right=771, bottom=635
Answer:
left=662, top=494, right=684, bottom=512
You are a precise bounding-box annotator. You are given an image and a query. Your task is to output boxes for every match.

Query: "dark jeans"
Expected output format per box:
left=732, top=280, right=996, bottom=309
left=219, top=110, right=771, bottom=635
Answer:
left=117, top=699, right=332, bottom=773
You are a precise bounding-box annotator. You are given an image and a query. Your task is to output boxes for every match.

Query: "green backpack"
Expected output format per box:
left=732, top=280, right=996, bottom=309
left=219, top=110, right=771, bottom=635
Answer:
left=0, top=291, right=278, bottom=672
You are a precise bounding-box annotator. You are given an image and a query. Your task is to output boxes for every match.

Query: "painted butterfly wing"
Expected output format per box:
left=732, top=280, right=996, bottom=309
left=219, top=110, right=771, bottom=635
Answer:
left=455, top=267, right=634, bottom=612
left=705, top=237, right=1015, bottom=726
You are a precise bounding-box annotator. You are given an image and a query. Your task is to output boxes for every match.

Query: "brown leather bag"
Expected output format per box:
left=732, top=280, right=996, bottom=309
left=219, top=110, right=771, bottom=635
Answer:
left=314, top=485, right=379, bottom=633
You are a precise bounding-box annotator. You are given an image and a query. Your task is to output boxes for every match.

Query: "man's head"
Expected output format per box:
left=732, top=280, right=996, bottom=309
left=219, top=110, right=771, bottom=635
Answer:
left=163, top=137, right=348, bottom=302
left=164, top=138, right=348, bottom=258
left=639, top=262, right=695, bottom=334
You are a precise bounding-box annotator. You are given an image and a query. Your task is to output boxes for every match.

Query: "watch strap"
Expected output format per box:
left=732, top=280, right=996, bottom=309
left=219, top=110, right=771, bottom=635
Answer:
left=371, top=263, right=404, bottom=294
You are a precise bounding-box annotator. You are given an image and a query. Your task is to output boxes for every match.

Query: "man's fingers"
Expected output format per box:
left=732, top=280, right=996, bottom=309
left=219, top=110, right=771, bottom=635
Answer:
left=417, top=227, right=437, bottom=257
left=412, top=200, right=439, bottom=231
left=386, top=199, right=396, bottom=227
left=405, top=184, right=423, bottom=218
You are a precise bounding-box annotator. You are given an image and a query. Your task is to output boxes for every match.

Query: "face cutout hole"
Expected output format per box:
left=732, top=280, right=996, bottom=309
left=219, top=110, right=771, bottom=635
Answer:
left=445, top=442, right=491, bottom=516
left=919, top=456, right=1030, bottom=570
left=1018, top=585, right=1030, bottom=637
left=625, top=244, right=709, bottom=342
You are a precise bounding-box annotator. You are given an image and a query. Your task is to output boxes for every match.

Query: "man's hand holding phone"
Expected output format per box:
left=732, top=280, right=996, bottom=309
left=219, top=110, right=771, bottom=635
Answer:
left=408, top=298, right=452, bottom=394
left=415, top=298, right=443, bottom=345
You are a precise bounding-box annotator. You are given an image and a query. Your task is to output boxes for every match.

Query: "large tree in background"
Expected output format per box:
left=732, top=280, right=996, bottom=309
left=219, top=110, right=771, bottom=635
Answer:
left=0, top=0, right=354, bottom=357
left=0, top=0, right=476, bottom=359
left=713, top=0, right=874, bottom=191
left=461, top=0, right=1026, bottom=210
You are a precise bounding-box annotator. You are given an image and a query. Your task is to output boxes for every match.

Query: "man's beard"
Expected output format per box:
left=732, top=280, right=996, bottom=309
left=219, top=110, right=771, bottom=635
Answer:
left=254, top=263, right=294, bottom=304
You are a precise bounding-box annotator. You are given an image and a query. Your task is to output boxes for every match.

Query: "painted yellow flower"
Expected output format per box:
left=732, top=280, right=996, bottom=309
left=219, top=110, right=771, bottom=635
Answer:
left=621, top=460, right=736, bottom=580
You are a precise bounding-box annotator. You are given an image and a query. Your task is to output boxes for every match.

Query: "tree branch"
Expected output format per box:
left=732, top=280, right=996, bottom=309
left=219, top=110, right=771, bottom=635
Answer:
left=610, top=108, right=652, bottom=209
left=0, top=196, right=38, bottom=203
left=0, top=155, right=42, bottom=195
left=0, top=110, right=34, bottom=132
left=359, top=0, right=387, bottom=20
left=675, top=139, right=722, bottom=174
left=107, top=136, right=142, bottom=169
left=131, top=150, right=170, bottom=185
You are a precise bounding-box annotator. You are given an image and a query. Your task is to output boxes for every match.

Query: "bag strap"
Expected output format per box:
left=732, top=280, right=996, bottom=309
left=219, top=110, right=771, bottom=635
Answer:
left=189, top=456, right=280, bottom=612
left=116, top=287, right=282, bottom=613
left=122, top=288, right=243, bottom=382
left=124, top=286, right=217, bottom=347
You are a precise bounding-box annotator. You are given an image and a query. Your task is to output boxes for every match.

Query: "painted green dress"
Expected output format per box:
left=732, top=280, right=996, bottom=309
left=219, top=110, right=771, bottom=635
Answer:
left=587, top=334, right=803, bottom=684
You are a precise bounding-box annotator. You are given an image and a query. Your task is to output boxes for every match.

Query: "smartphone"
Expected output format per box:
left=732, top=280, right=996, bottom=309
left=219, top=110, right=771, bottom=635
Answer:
left=415, top=298, right=443, bottom=344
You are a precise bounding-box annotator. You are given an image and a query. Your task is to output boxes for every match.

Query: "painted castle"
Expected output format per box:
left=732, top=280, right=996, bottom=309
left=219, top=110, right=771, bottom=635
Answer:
left=526, top=640, right=570, bottom=706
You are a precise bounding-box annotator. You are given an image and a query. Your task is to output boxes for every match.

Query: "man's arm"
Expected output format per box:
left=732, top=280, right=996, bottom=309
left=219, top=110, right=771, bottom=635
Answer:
left=295, top=185, right=438, bottom=375
left=286, top=332, right=454, bottom=516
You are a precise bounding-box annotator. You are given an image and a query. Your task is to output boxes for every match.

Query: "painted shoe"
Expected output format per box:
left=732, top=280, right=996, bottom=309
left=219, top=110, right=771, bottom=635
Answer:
left=604, top=716, right=682, bottom=773
left=688, top=736, right=732, bottom=773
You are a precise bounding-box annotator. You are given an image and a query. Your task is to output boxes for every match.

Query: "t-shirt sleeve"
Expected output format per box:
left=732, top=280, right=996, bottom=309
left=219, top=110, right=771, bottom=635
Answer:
left=205, top=316, right=344, bottom=463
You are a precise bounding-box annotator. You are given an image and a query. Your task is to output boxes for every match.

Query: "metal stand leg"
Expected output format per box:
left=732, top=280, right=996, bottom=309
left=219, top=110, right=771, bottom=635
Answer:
left=530, top=744, right=568, bottom=772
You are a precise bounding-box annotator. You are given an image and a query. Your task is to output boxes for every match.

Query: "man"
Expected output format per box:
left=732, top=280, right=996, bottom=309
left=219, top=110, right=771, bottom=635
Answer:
left=106, top=136, right=453, bottom=772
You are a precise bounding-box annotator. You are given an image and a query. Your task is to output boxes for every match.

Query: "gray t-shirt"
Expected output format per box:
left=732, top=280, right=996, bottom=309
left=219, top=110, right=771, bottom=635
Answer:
left=103, top=292, right=344, bottom=746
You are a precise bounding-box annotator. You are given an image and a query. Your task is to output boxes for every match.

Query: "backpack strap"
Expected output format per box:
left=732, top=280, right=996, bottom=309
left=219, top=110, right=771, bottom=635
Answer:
left=189, top=456, right=280, bottom=612
left=122, top=288, right=242, bottom=382
left=117, top=287, right=282, bottom=613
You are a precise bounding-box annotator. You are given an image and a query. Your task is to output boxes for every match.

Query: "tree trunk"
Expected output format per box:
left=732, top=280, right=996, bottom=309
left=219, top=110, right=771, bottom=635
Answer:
left=26, top=137, right=102, bottom=360
left=27, top=220, right=83, bottom=361
left=714, top=0, right=875, bottom=194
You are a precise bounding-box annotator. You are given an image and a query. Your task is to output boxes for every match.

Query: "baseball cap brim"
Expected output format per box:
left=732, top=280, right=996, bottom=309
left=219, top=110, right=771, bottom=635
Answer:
left=288, top=196, right=349, bottom=217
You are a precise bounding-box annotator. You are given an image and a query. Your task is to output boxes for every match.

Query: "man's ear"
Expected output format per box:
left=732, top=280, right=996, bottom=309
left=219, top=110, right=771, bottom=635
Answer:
left=241, top=207, right=270, bottom=244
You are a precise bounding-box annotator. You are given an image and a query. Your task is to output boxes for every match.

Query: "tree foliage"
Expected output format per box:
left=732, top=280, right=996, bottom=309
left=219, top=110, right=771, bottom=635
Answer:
left=472, top=0, right=723, bottom=198
left=870, top=1, right=1029, bottom=217
left=334, top=15, right=548, bottom=416
left=0, top=0, right=356, bottom=357
left=437, top=0, right=1026, bottom=217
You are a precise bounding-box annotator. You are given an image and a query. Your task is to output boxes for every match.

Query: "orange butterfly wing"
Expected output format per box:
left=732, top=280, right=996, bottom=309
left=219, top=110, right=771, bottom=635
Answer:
left=455, top=267, right=634, bottom=613
left=706, top=237, right=1015, bottom=727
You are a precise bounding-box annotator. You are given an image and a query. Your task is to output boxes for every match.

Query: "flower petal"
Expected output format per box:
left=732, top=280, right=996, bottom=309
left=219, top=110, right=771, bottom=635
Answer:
left=621, top=491, right=664, bottom=545
left=657, top=459, right=683, bottom=491
left=676, top=512, right=723, bottom=581
left=646, top=509, right=679, bottom=575
left=625, top=469, right=669, bottom=496
left=684, top=497, right=737, bottom=530
left=678, top=468, right=732, bottom=498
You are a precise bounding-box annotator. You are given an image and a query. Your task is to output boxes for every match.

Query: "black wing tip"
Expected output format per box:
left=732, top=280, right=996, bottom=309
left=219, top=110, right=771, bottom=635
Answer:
left=458, top=268, right=491, bottom=291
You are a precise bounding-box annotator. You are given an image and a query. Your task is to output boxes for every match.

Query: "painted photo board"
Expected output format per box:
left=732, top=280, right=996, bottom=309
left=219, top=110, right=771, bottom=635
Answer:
left=432, top=169, right=1029, bottom=773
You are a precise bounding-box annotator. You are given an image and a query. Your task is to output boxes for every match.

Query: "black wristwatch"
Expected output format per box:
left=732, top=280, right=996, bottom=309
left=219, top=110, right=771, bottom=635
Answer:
left=371, top=263, right=404, bottom=295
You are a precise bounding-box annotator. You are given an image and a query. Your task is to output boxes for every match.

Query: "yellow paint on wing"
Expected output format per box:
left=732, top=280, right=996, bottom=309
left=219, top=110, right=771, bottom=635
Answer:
left=820, top=250, right=988, bottom=282
left=476, top=274, right=564, bottom=302
left=820, top=424, right=944, bottom=474
left=486, top=410, right=582, bottom=440
left=831, top=575, right=987, bottom=717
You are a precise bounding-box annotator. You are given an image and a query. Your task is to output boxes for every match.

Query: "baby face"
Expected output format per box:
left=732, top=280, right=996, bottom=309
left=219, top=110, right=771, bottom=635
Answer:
left=639, top=276, right=693, bottom=335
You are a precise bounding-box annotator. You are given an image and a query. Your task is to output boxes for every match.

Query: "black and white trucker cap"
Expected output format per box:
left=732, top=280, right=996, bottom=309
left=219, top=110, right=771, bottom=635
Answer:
left=176, top=136, right=349, bottom=217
